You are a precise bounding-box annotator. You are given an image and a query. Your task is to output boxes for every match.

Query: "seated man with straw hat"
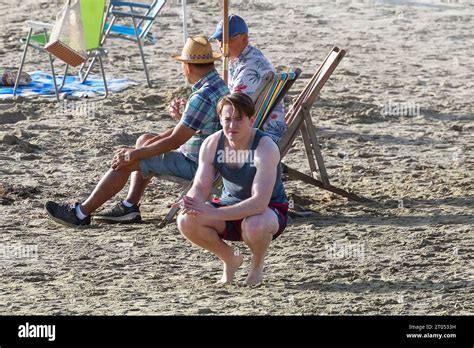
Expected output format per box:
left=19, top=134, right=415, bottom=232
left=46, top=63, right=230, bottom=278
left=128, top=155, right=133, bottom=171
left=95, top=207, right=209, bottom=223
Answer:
left=171, top=16, right=287, bottom=144
left=45, top=36, right=229, bottom=227
left=176, top=92, right=289, bottom=285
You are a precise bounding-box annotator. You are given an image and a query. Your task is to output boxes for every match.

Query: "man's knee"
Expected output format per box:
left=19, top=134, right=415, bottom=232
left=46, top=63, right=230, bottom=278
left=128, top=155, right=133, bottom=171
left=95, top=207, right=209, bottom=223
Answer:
left=177, top=213, right=190, bottom=234
left=241, top=217, right=269, bottom=242
left=136, top=133, right=154, bottom=148
left=177, top=213, right=200, bottom=237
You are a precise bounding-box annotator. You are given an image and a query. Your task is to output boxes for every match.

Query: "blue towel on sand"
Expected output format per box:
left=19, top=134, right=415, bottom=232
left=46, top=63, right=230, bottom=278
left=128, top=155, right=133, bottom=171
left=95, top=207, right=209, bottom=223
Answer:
left=0, top=71, right=137, bottom=99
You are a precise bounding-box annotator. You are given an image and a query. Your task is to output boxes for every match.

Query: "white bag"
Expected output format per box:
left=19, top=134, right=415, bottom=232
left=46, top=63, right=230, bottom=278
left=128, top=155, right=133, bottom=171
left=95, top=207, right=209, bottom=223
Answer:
left=45, top=0, right=87, bottom=67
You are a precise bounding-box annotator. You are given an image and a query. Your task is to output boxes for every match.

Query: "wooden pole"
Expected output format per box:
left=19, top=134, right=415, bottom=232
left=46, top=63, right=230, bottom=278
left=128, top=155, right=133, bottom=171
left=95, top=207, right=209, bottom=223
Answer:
left=223, top=0, right=229, bottom=84
left=181, top=0, right=187, bottom=44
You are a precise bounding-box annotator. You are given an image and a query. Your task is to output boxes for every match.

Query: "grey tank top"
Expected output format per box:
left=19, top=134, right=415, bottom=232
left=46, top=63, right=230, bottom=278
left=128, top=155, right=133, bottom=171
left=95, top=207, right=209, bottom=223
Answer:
left=213, top=129, right=287, bottom=205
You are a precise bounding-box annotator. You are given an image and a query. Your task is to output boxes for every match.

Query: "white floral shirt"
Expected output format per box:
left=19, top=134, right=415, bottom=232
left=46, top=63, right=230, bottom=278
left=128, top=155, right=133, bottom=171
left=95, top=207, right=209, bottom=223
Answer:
left=229, top=44, right=287, bottom=142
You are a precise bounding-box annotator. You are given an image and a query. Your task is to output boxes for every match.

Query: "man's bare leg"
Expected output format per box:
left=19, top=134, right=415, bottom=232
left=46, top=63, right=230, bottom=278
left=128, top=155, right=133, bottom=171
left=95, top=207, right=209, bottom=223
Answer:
left=126, top=172, right=151, bottom=205
left=241, top=208, right=279, bottom=285
left=178, top=213, right=243, bottom=284
left=80, top=161, right=141, bottom=216
left=125, top=133, right=157, bottom=205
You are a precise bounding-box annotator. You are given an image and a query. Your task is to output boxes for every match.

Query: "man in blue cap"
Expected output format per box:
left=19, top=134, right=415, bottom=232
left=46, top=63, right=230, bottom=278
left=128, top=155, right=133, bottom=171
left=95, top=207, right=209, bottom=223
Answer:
left=209, top=14, right=286, bottom=144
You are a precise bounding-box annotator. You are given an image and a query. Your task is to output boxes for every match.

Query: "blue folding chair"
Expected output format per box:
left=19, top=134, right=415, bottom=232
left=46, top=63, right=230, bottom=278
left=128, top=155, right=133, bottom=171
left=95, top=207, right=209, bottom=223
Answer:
left=82, top=0, right=166, bottom=87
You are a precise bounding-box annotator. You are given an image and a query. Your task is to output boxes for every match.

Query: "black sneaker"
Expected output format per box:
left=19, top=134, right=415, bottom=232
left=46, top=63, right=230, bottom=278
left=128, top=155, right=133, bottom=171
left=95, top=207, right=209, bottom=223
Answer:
left=94, top=202, right=141, bottom=223
left=45, top=201, right=91, bottom=228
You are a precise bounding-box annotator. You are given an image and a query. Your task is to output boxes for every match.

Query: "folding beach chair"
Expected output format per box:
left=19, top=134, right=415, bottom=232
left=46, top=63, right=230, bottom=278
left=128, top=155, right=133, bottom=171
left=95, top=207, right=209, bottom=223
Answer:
left=105, top=0, right=166, bottom=44
left=83, top=0, right=167, bottom=87
left=13, top=0, right=109, bottom=102
left=157, top=69, right=302, bottom=227
left=279, top=47, right=372, bottom=203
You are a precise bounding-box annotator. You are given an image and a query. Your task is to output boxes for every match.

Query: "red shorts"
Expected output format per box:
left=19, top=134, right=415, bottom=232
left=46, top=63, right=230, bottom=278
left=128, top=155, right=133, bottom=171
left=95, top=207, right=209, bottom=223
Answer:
left=210, top=198, right=289, bottom=242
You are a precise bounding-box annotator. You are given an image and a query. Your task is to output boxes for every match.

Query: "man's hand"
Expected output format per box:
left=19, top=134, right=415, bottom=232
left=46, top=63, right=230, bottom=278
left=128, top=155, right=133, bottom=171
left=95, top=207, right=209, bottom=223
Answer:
left=172, top=196, right=216, bottom=218
left=111, top=147, right=134, bottom=171
left=171, top=197, right=197, bottom=217
left=169, top=98, right=187, bottom=122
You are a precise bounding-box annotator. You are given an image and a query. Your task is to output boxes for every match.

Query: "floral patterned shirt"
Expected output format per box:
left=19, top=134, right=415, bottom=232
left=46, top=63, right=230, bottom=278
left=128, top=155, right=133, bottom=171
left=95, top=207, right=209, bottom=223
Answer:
left=229, top=44, right=286, bottom=142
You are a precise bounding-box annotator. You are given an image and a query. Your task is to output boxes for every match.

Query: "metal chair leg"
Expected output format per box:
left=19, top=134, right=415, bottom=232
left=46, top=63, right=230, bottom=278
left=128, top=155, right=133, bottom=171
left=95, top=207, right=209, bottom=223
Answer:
left=43, top=28, right=60, bottom=102
left=13, top=27, right=33, bottom=98
left=58, top=64, right=69, bottom=92
left=132, top=17, right=151, bottom=87
left=78, top=61, right=86, bottom=82
left=98, top=55, right=108, bottom=99
left=81, top=55, right=96, bottom=84
left=48, top=54, right=60, bottom=103
left=81, top=16, right=116, bottom=84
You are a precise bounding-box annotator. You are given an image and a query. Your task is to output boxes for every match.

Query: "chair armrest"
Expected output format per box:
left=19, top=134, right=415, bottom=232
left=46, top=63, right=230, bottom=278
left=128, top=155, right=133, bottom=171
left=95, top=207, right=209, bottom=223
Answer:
left=111, top=1, right=152, bottom=9
left=25, top=20, right=54, bottom=30
left=111, top=10, right=154, bottom=21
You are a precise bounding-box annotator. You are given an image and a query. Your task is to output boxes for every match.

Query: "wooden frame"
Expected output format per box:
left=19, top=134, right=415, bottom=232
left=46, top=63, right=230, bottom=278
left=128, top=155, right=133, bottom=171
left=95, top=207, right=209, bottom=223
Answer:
left=280, top=47, right=372, bottom=203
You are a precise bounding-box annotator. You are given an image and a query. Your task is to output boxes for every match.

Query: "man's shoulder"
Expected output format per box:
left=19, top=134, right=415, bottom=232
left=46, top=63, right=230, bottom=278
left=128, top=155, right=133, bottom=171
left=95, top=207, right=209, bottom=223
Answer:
left=190, top=82, right=228, bottom=105
left=253, top=135, right=280, bottom=170
left=197, top=78, right=229, bottom=101
left=246, top=44, right=270, bottom=62
left=205, top=130, right=222, bottom=144
left=201, top=130, right=222, bottom=159
left=256, top=133, right=279, bottom=156
left=198, top=71, right=227, bottom=89
left=234, top=45, right=273, bottom=78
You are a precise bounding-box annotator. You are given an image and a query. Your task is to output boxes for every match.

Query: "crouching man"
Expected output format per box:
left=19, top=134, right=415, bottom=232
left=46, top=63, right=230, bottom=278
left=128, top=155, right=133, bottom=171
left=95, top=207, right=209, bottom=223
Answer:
left=175, top=92, right=288, bottom=285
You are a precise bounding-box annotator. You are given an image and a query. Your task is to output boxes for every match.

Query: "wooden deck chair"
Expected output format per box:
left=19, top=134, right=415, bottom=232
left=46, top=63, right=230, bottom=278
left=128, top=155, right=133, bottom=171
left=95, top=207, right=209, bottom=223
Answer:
left=279, top=47, right=372, bottom=203
left=80, top=0, right=167, bottom=87
left=13, top=0, right=109, bottom=102
left=157, top=68, right=302, bottom=227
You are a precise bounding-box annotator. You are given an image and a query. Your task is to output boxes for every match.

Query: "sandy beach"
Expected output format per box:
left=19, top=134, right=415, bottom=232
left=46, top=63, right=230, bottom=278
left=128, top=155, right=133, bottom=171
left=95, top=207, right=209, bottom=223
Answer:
left=0, top=0, right=473, bottom=315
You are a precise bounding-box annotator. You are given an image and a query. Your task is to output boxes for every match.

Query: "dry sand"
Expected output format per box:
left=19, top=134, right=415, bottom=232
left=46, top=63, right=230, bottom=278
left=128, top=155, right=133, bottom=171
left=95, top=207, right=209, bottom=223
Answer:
left=0, top=0, right=473, bottom=315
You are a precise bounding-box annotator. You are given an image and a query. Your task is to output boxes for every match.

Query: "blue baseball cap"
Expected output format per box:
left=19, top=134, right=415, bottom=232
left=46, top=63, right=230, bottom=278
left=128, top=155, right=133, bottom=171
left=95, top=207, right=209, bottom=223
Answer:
left=209, top=14, right=248, bottom=41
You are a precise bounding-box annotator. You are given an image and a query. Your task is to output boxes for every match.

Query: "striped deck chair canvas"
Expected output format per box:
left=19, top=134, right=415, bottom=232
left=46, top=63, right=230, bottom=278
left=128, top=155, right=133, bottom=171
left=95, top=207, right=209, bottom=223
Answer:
left=158, top=69, right=301, bottom=227
left=253, top=69, right=301, bottom=130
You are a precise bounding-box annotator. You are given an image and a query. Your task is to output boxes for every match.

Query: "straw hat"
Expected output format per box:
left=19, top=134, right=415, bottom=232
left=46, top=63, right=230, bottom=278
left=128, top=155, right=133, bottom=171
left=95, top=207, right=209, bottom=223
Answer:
left=172, top=36, right=222, bottom=64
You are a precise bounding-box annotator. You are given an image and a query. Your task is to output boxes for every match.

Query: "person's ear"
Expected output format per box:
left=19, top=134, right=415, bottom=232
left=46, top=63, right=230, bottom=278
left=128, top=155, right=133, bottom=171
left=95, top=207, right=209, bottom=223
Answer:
left=241, top=33, right=249, bottom=46
left=184, top=63, right=191, bottom=76
left=249, top=114, right=256, bottom=125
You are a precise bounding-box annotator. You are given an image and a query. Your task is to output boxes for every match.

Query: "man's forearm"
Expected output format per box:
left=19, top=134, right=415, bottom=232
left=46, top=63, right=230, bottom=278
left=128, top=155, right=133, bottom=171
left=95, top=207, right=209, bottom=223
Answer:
left=187, top=186, right=211, bottom=203
left=213, top=196, right=267, bottom=221
left=132, top=137, right=179, bottom=161
left=143, top=128, right=174, bottom=147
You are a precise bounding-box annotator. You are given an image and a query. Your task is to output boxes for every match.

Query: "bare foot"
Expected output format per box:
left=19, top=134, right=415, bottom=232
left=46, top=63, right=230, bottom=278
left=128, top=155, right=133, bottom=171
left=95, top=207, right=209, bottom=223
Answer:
left=217, top=254, right=244, bottom=284
left=244, top=268, right=264, bottom=286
